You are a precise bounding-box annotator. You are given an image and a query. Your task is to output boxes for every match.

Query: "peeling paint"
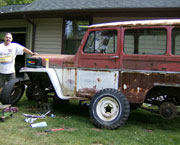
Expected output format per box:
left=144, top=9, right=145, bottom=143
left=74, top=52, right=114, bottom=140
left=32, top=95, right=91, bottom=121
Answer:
left=120, top=70, right=180, bottom=103
left=77, top=87, right=98, bottom=98
left=97, top=78, right=101, bottom=82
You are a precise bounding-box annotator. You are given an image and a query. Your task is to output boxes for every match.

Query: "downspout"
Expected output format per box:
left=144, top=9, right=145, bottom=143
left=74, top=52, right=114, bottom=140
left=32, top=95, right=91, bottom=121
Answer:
left=23, top=14, right=36, bottom=52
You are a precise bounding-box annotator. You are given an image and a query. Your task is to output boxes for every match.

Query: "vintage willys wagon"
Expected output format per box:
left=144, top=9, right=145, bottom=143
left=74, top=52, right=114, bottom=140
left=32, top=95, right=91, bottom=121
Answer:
left=1, top=19, right=180, bottom=129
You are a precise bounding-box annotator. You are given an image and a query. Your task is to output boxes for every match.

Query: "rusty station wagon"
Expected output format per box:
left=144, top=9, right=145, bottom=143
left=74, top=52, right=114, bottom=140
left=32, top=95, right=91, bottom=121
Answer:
left=1, top=19, right=180, bottom=129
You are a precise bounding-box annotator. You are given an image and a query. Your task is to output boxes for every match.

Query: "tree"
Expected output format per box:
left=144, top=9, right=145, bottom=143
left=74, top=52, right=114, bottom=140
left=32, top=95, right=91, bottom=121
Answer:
left=0, top=0, right=35, bottom=7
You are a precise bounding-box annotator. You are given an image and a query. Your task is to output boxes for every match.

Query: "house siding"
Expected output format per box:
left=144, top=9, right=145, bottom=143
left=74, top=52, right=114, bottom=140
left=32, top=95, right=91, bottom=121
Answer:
left=0, top=18, right=65, bottom=54
left=33, top=18, right=63, bottom=54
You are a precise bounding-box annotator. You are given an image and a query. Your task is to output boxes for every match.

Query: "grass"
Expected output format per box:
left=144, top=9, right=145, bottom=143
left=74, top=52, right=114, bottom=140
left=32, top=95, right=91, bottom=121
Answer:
left=0, top=95, right=180, bottom=145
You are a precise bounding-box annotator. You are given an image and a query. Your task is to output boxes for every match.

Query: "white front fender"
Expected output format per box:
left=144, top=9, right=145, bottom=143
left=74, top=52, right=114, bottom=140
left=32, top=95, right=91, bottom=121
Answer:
left=20, top=67, right=72, bottom=100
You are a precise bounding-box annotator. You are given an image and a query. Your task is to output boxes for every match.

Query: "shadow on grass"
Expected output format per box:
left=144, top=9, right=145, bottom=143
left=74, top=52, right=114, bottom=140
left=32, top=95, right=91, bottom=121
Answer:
left=128, top=108, right=180, bottom=130
left=16, top=96, right=180, bottom=130
left=17, top=98, right=90, bottom=118
left=53, top=101, right=90, bottom=117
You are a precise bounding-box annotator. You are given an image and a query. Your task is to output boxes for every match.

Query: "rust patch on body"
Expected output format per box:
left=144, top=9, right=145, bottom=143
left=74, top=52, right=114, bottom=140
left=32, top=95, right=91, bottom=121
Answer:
left=97, top=78, right=101, bottom=82
left=63, top=61, right=74, bottom=67
left=119, top=70, right=180, bottom=103
left=77, top=87, right=98, bottom=98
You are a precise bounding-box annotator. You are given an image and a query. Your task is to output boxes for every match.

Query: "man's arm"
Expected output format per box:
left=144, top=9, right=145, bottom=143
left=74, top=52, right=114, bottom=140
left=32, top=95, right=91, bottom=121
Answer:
left=23, top=48, right=38, bottom=55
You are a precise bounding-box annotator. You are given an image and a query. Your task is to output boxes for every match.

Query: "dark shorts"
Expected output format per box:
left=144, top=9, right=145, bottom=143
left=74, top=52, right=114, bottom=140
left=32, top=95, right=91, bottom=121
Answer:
left=0, top=73, right=16, bottom=88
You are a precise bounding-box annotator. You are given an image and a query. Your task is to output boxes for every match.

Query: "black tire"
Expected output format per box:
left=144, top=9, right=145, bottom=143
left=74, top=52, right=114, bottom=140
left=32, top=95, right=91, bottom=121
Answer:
left=89, top=88, right=130, bottom=129
left=0, top=78, right=25, bottom=105
left=26, top=84, right=48, bottom=101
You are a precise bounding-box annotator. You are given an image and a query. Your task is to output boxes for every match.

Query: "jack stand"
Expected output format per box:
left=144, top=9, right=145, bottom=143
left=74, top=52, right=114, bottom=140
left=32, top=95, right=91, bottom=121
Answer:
left=36, top=102, right=53, bottom=113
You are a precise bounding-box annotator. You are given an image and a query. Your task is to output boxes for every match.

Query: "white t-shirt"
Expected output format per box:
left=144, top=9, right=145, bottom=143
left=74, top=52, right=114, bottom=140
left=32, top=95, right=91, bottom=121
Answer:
left=0, top=42, right=24, bottom=74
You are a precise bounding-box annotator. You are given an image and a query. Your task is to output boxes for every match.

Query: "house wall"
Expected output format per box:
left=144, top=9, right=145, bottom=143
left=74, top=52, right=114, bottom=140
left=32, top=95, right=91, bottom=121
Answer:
left=32, top=18, right=63, bottom=54
left=0, top=18, right=63, bottom=54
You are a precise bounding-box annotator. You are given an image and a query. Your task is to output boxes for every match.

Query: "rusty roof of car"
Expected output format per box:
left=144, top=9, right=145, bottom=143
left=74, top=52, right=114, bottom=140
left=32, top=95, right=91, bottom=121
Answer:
left=89, top=19, right=180, bottom=28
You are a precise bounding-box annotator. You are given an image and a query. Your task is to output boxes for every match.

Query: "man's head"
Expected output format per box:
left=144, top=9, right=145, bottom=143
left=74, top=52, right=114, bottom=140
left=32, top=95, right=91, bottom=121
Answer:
left=4, top=33, right=13, bottom=46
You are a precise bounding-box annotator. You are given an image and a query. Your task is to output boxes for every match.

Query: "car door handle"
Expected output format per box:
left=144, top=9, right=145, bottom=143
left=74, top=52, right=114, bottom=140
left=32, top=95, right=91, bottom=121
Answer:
left=109, top=56, right=119, bottom=59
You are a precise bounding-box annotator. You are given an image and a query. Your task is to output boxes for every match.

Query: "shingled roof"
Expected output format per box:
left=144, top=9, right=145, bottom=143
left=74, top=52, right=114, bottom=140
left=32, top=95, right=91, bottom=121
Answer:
left=1, top=0, right=180, bottom=14
left=0, top=4, right=28, bottom=13
left=21, top=0, right=180, bottom=12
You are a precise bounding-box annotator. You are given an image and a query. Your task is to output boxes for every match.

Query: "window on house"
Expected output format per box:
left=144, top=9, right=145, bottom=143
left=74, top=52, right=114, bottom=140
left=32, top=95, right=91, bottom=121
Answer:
left=172, top=28, right=180, bottom=55
left=124, top=28, right=166, bottom=55
left=63, top=19, right=90, bottom=54
left=84, top=30, right=117, bottom=54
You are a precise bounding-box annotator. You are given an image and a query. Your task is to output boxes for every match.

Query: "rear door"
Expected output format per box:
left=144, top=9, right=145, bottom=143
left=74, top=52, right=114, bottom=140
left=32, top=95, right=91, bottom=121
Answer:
left=120, top=26, right=176, bottom=103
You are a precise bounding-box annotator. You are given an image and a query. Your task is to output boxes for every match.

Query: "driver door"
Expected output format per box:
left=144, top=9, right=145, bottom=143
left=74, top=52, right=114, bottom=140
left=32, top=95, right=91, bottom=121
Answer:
left=76, top=28, right=120, bottom=97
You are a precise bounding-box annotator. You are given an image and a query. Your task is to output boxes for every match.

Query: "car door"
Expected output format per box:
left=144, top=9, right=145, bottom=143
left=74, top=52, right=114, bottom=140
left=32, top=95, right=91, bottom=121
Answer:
left=76, top=28, right=120, bottom=97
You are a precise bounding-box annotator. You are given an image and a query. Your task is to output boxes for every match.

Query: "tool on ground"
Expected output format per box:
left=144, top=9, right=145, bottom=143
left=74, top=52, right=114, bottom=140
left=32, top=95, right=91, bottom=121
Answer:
left=45, top=128, right=65, bottom=132
left=45, top=128, right=76, bottom=132
left=23, top=111, right=51, bottom=118
left=31, top=121, right=47, bottom=128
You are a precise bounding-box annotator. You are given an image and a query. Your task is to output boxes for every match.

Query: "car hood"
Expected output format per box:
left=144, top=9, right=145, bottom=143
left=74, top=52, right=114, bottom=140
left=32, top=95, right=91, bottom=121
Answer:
left=32, top=54, right=76, bottom=67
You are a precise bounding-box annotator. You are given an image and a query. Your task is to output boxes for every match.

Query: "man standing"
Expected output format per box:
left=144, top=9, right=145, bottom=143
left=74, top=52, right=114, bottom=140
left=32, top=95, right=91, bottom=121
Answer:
left=0, top=33, right=37, bottom=92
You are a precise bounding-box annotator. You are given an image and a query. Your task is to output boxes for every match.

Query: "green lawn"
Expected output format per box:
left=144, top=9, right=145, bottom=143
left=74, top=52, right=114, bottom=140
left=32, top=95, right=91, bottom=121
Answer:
left=0, top=95, right=180, bottom=145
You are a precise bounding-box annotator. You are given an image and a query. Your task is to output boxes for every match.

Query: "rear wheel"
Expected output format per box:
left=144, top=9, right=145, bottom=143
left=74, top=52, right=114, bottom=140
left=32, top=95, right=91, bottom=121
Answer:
left=89, top=88, right=130, bottom=129
left=0, top=78, right=25, bottom=105
left=159, top=102, right=177, bottom=120
left=145, top=87, right=179, bottom=119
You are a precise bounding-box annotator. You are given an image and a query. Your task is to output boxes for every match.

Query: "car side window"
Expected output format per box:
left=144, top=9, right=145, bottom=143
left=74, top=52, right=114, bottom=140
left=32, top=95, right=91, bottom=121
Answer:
left=124, top=28, right=167, bottom=55
left=172, top=28, right=180, bottom=55
left=84, top=30, right=117, bottom=54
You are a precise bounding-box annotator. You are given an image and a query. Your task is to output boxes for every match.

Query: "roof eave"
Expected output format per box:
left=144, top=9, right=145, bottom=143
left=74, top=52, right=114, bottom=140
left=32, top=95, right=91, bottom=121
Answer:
left=0, top=7, right=179, bottom=19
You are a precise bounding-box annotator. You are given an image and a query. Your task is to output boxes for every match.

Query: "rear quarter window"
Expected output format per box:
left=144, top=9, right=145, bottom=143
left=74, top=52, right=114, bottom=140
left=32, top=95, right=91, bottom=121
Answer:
left=172, top=28, right=180, bottom=55
left=124, top=28, right=167, bottom=55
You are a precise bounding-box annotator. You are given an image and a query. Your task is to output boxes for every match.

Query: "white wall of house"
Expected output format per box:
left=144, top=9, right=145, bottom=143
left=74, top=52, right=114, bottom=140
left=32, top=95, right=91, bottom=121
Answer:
left=32, top=18, right=63, bottom=54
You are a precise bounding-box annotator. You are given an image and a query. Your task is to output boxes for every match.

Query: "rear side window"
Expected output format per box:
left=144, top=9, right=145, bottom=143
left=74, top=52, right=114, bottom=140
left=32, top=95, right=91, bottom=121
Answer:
left=84, top=30, right=117, bottom=54
left=172, top=28, right=180, bottom=55
left=124, top=28, right=166, bottom=55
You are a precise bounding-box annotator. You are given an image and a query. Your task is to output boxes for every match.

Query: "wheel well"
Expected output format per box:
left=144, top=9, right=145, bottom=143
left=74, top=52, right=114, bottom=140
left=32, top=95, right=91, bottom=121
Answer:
left=27, top=72, right=51, bottom=88
left=145, top=86, right=180, bottom=105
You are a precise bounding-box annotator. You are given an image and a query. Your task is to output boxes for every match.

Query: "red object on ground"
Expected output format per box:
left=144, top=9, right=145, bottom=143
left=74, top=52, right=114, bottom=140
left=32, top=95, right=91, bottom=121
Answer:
left=45, top=128, right=65, bottom=132
left=4, top=107, right=19, bottom=113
